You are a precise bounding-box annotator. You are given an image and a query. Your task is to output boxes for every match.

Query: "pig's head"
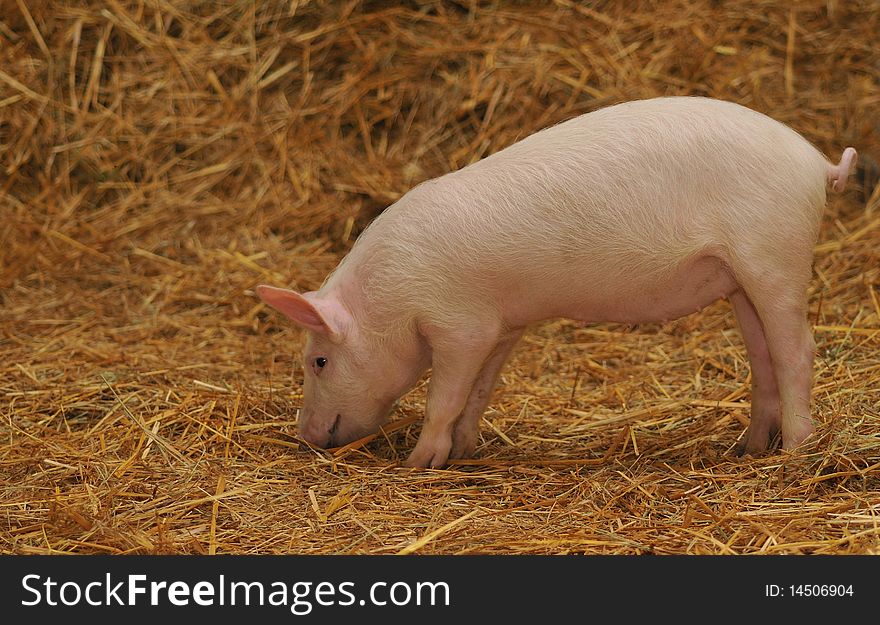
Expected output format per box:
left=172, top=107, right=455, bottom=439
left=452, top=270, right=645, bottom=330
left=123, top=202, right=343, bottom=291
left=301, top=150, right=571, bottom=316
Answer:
left=256, top=284, right=426, bottom=448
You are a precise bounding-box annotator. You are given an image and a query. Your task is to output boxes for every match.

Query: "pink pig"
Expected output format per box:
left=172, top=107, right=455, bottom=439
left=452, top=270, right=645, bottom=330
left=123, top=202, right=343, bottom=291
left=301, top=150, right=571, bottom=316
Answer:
left=257, top=96, right=857, bottom=468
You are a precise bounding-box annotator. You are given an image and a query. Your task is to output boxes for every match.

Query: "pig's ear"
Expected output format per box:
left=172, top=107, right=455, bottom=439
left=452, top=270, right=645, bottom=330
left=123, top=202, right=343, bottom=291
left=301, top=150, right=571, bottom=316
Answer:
left=255, top=285, right=349, bottom=342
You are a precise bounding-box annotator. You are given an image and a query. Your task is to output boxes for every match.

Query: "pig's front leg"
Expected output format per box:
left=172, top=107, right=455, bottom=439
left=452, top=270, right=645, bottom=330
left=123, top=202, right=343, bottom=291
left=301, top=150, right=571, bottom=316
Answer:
left=404, top=325, right=502, bottom=469
left=449, top=329, right=523, bottom=460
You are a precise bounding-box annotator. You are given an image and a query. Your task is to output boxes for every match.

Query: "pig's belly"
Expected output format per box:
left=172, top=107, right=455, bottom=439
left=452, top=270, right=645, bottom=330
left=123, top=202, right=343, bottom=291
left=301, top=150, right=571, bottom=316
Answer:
left=551, top=255, right=738, bottom=325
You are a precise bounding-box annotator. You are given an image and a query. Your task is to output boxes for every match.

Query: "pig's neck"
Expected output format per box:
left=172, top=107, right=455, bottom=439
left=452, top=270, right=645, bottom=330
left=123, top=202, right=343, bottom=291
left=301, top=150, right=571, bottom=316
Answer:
left=325, top=247, right=419, bottom=342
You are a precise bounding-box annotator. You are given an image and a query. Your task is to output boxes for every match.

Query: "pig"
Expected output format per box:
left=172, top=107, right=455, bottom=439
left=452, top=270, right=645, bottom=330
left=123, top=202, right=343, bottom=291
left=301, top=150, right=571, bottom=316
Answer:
left=257, top=96, right=857, bottom=468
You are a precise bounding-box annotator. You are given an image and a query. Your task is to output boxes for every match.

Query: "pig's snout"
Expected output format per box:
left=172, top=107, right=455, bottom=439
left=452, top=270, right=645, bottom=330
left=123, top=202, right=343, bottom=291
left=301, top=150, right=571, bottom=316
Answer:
left=299, top=412, right=341, bottom=448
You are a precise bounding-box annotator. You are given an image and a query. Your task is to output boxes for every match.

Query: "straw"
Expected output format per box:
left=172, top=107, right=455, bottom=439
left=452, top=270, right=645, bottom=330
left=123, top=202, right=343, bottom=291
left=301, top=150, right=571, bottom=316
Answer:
left=1, top=0, right=878, bottom=555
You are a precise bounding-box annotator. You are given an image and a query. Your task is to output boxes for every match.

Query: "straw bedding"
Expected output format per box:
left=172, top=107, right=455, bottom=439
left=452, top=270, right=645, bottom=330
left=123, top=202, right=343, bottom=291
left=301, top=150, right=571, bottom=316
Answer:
left=1, top=0, right=879, bottom=555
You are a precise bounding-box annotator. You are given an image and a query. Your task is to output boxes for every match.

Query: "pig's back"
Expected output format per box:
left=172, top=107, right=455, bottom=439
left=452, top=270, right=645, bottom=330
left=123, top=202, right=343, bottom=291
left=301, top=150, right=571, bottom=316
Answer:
left=448, top=96, right=829, bottom=234
left=351, top=97, right=830, bottom=326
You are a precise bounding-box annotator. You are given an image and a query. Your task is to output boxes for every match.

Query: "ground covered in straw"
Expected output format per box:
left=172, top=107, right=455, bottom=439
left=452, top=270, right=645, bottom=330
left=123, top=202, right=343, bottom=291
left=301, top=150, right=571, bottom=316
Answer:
left=2, top=1, right=879, bottom=554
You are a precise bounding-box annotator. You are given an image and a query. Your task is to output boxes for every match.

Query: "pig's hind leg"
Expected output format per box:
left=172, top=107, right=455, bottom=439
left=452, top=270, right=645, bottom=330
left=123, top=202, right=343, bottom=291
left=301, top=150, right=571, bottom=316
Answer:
left=733, top=264, right=816, bottom=452
left=449, top=329, right=524, bottom=460
left=729, top=290, right=781, bottom=454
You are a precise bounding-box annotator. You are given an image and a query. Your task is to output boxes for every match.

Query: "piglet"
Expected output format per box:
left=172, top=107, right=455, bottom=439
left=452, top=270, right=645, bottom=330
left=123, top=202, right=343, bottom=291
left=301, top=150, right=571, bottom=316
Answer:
left=257, top=96, right=857, bottom=468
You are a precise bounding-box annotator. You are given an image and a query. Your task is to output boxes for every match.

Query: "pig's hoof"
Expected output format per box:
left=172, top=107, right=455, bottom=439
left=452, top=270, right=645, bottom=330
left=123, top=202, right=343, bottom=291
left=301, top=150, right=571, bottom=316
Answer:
left=735, top=435, right=771, bottom=457
left=736, top=440, right=764, bottom=457
left=781, top=417, right=815, bottom=451
left=735, top=421, right=780, bottom=457
left=449, top=433, right=477, bottom=460
left=402, top=452, right=445, bottom=469
left=402, top=453, right=429, bottom=469
left=403, top=440, right=452, bottom=469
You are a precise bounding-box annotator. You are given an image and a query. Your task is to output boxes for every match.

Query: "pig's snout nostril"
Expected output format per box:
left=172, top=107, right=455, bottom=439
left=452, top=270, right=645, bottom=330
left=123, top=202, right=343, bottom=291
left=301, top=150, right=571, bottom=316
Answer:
left=327, top=414, right=341, bottom=447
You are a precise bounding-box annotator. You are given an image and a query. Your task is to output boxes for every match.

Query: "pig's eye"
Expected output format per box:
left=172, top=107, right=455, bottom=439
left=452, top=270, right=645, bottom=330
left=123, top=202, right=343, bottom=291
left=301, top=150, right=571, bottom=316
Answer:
left=312, top=357, right=328, bottom=375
